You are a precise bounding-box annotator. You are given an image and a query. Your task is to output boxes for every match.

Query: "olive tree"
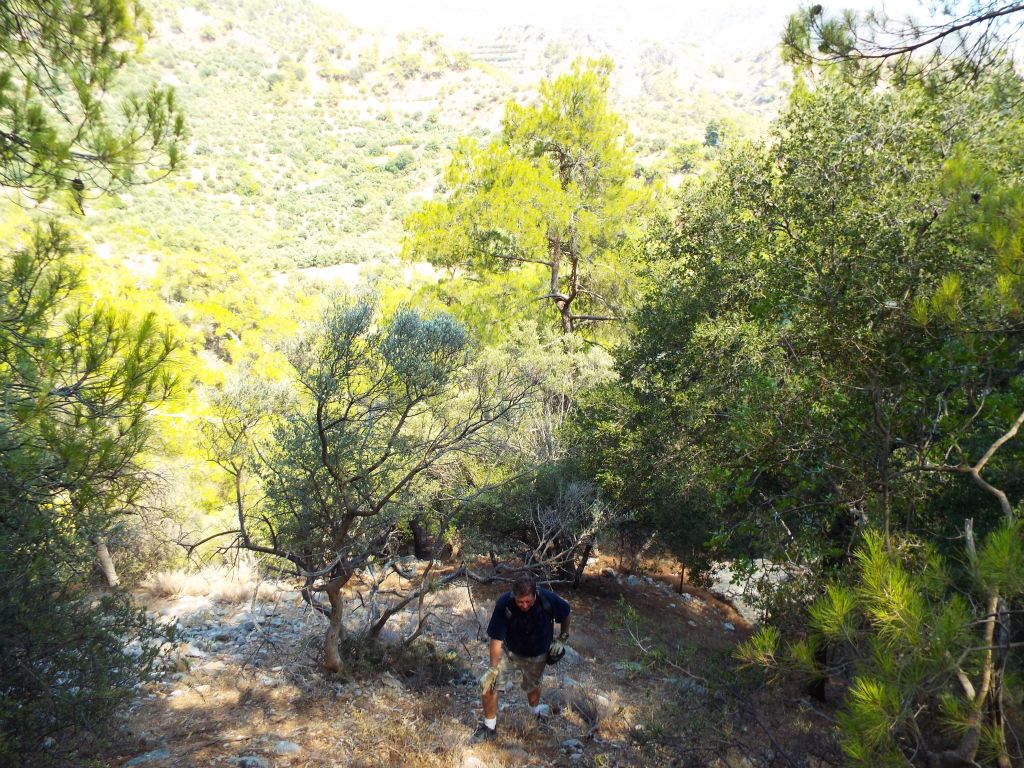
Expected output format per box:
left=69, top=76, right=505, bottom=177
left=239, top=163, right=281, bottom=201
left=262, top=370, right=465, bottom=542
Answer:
left=221, top=297, right=536, bottom=672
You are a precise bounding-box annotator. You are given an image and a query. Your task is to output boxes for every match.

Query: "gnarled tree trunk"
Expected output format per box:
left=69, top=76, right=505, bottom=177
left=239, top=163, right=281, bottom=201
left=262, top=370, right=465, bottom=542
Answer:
left=323, top=580, right=346, bottom=673
left=94, top=536, right=119, bottom=587
left=410, top=516, right=432, bottom=560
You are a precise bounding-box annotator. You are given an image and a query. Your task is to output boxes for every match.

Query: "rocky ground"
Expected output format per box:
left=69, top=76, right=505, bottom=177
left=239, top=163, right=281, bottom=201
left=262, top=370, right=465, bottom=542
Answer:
left=96, top=561, right=839, bottom=768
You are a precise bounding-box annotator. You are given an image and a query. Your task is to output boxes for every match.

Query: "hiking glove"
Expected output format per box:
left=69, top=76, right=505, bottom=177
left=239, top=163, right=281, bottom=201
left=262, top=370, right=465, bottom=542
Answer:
left=479, top=666, right=499, bottom=694
left=547, top=640, right=565, bottom=664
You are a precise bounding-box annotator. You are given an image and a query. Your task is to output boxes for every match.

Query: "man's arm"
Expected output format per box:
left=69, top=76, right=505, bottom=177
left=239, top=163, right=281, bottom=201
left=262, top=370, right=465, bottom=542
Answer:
left=484, top=595, right=508, bottom=662
left=480, top=638, right=503, bottom=695
left=557, top=614, right=571, bottom=641
left=489, top=638, right=503, bottom=668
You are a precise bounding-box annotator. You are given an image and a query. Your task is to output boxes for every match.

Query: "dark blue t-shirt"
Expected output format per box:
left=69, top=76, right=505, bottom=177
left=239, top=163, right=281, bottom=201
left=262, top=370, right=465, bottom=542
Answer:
left=486, top=589, right=571, bottom=657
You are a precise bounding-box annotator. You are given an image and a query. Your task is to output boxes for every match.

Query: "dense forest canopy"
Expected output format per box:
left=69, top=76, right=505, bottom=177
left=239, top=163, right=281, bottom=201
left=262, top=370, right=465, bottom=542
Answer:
left=2, top=0, right=1024, bottom=766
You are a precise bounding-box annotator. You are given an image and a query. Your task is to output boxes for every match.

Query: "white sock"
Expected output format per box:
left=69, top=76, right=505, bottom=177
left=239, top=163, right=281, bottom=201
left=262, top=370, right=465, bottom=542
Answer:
left=484, top=717, right=497, bottom=730
left=530, top=705, right=543, bottom=714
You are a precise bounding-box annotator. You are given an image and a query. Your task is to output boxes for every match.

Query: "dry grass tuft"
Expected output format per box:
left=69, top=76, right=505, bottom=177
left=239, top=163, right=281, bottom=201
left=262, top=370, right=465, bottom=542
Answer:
left=140, top=558, right=284, bottom=603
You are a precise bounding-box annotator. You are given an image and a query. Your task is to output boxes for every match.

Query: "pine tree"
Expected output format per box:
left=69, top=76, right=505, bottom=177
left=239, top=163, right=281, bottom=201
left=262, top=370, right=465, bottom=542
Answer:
left=403, top=57, right=653, bottom=336
left=0, top=0, right=185, bottom=203
left=0, top=224, right=177, bottom=762
left=0, top=1, right=184, bottom=761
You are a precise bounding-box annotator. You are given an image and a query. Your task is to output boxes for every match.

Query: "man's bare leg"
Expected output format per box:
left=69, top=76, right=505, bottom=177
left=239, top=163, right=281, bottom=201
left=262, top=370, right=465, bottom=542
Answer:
left=527, top=687, right=541, bottom=707
left=483, top=689, right=499, bottom=720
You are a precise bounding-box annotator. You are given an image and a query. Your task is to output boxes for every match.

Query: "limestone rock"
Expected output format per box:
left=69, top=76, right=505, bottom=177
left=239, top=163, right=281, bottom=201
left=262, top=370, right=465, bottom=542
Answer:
left=125, top=748, right=171, bottom=766
left=274, top=740, right=301, bottom=755
left=560, top=645, right=583, bottom=667
left=562, top=738, right=584, bottom=752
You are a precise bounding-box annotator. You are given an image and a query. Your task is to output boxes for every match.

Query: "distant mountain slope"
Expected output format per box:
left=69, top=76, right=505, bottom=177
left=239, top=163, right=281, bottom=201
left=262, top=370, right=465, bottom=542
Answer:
left=89, top=0, right=788, bottom=270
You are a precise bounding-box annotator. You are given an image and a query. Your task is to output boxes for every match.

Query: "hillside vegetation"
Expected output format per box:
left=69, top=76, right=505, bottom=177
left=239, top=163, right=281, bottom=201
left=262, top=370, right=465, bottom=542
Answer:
left=87, top=0, right=780, bottom=269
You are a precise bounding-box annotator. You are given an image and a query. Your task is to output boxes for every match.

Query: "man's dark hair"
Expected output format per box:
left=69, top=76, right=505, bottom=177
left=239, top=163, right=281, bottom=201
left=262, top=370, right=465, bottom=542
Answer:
left=512, top=575, right=537, bottom=597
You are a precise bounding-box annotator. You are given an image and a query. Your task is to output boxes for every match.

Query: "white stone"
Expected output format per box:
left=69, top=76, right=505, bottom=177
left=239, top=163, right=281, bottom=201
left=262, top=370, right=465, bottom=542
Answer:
left=381, top=672, right=404, bottom=690
left=125, top=748, right=172, bottom=766
left=708, top=559, right=796, bottom=623
left=274, top=741, right=302, bottom=755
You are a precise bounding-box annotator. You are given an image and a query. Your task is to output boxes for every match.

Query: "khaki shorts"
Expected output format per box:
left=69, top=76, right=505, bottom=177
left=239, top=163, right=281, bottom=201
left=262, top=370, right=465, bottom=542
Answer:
left=496, top=647, right=547, bottom=692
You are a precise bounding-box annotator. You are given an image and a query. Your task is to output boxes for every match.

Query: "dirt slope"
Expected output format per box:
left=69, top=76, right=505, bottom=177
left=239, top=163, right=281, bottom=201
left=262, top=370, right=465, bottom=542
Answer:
left=97, top=564, right=836, bottom=768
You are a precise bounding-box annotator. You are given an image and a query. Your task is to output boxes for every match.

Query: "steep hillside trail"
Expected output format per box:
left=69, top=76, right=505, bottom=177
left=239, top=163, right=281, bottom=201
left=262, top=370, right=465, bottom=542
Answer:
left=100, top=563, right=835, bottom=768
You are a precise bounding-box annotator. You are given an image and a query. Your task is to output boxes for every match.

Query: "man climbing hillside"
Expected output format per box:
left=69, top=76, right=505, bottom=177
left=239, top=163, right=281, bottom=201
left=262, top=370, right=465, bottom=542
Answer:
left=474, top=575, right=571, bottom=740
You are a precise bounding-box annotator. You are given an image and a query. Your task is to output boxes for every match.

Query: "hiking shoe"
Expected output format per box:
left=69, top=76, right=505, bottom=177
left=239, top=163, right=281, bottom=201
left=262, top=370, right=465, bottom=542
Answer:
left=533, top=703, right=552, bottom=721
left=471, top=723, right=497, bottom=742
